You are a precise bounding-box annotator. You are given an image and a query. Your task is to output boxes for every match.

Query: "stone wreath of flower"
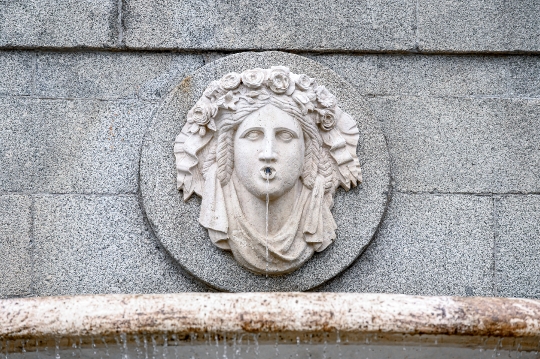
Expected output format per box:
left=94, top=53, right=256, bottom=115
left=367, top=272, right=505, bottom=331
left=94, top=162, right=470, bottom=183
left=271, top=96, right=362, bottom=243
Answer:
left=174, top=66, right=362, bottom=201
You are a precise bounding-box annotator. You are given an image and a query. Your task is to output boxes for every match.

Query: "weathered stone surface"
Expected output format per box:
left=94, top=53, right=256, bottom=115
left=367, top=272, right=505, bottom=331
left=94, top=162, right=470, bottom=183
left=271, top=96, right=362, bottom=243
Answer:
left=0, top=0, right=118, bottom=48
left=3, top=293, right=540, bottom=344
left=368, top=97, right=540, bottom=193
left=417, top=0, right=540, bottom=53
left=141, top=51, right=390, bottom=291
left=310, top=54, right=509, bottom=97
left=0, top=195, right=32, bottom=298
left=0, top=98, right=154, bottom=194
left=495, top=195, right=540, bottom=299
left=36, top=52, right=204, bottom=100
left=33, top=195, right=207, bottom=295
left=123, top=0, right=415, bottom=51
left=318, top=193, right=494, bottom=296
left=0, top=51, right=34, bottom=96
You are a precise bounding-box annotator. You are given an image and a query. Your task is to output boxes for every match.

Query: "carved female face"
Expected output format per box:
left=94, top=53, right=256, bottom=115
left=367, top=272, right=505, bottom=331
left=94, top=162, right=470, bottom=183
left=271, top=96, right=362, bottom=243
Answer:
left=233, top=104, right=305, bottom=200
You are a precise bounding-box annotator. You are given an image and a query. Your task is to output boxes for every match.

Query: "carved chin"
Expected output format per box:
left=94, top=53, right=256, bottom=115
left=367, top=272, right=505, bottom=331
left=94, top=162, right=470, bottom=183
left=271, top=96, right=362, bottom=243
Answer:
left=250, top=178, right=299, bottom=201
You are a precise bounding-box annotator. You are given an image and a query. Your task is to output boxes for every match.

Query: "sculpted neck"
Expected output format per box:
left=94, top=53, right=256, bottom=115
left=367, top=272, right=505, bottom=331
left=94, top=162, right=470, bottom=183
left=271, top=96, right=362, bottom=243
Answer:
left=231, top=172, right=301, bottom=236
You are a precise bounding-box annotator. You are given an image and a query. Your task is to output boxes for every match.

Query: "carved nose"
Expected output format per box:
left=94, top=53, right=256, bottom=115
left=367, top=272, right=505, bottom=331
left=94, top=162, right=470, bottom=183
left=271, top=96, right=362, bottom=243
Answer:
left=259, top=140, right=277, bottom=162
left=259, top=150, right=277, bottom=161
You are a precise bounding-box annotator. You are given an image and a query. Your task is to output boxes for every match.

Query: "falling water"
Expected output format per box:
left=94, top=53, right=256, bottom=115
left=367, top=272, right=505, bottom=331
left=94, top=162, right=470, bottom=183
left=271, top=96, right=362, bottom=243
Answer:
left=1, top=333, right=540, bottom=358
left=265, top=170, right=270, bottom=288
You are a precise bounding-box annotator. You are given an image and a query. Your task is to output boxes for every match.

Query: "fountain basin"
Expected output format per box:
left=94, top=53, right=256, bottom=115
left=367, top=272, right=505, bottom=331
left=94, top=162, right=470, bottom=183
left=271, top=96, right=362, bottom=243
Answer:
left=1, top=293, right=539, bottom=358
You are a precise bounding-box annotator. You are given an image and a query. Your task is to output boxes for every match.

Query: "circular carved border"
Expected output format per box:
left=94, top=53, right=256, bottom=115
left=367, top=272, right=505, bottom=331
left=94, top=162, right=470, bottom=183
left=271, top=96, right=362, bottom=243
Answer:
left=140, top=51, right=390, bottom=292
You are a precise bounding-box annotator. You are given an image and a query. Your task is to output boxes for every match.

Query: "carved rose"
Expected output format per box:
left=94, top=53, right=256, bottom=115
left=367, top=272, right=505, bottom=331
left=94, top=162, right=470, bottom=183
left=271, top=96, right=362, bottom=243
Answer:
left=203, top=81, right=223, bottom=99
left=242, top=69, right=265, bottom=88
left=187, top=103, right=217, bottom=136
left=268, top=68, right=290, bottom=94
left=315, top=85, right=336, bottom=108
left=220, top=72, right=241, bottom=90
left=319, top=110, right=336, bottom=131
left=296, top=74, right=313, bottom=90
left=190, top=104, right=209, bottom=126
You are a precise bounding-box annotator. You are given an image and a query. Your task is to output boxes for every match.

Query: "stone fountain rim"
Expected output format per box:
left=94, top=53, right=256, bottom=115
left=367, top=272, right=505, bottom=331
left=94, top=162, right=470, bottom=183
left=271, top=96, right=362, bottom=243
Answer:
left=1, top=293, right=540, bottom=341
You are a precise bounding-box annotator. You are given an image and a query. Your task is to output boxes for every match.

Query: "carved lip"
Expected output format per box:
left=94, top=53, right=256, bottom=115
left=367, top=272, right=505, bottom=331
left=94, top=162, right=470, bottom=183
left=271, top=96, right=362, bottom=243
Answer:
left=260, top=166, right=276, bottom=180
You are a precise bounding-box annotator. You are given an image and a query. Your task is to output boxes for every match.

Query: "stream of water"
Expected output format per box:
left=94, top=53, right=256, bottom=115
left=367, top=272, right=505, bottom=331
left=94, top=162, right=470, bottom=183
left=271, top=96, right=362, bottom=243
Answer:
left=265, top=176, right=269, bottom=288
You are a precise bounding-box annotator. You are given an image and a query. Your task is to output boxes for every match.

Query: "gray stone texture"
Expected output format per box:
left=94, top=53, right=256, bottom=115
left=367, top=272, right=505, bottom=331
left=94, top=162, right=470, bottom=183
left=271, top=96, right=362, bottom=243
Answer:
left=318, top=193, right=494, bottom=296
left=368, top=97, right=540, bottom=194
left=310, top=54, right=510, bottom=97
left=0, top=98, right=154, bottom=194
left=0, top=47, right=538, bottom=298
left=0, top=1, right=538, bottom=53
left=417, top=0, right=540, bottom=52
left=36, top=52, right=204, bottom=100
left=509, top=56, right=540, bottom=98
left=495, top=195, right=540, bottom=299
left=0, top=195, right=32, bottom=297
left=0, top=0, right=118, bottom=48
left=32, top=194, right=208, bottom=295
left=123, top=0, right=416, bottom=51
left=0, top=51, right=34, bottom=96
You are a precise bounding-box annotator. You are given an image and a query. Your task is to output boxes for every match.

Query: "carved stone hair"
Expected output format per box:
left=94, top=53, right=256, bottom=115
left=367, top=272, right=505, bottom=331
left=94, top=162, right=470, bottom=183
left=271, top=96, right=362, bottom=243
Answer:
left=174, top=66, right=362, bottom=201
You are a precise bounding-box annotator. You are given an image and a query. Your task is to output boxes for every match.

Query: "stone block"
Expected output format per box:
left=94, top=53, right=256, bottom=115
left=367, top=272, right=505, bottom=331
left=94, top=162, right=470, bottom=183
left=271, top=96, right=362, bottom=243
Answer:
left=0, top=195, right=32, bottom=298
left=492, top=99, right=540, bottom=193
left=317, top=193, right=494, bottom=296
left=33, top=195, right=208, bottom=295
left=495, top=195, right=540, bottom=298
left=417, top=0, right=540, bottom=52
left=0, top=51, right=34, bottom=96
left=509, top=56, right=540, bottom=98
left=311, top=54, right=509, bottom=97
left=0, top=98, right=154, bottom=193
left=36, top=52, right=204, bottom=100
left=123, top=0, right=415, bottom=51
left=369, top=97, right=540, bottom=193
left=0, top=0, right=118, bottom=48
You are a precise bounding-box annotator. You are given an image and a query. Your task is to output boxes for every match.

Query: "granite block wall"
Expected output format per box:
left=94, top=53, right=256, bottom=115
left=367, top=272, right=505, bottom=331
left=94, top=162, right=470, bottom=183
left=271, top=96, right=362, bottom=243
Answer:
left=0, top=0, right=539, bottom=298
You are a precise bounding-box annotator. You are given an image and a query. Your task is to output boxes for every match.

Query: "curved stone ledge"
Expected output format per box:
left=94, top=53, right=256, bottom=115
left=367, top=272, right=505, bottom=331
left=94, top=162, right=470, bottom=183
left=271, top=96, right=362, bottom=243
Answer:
left=2, top=293, right=540, bottom=341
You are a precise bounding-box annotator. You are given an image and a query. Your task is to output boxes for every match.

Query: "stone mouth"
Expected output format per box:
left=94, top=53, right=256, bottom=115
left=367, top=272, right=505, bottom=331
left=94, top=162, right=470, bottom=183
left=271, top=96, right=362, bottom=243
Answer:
left=260, top=166, right=276, bottom=180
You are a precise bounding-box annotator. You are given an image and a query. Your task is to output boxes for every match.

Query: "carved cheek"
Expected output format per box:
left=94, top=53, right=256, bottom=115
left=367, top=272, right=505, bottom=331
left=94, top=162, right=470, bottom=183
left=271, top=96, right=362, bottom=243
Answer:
left=283, top=140, right=304, bottom=172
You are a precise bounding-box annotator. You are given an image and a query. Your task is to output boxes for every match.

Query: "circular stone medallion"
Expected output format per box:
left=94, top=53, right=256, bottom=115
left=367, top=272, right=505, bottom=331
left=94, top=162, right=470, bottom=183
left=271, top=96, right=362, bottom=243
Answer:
left=140, top=51, right=390, bottom=292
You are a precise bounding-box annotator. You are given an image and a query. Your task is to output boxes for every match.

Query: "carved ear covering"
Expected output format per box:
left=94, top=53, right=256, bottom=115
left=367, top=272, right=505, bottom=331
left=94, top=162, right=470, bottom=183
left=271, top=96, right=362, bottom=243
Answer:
left=174, top=67, right=362, bottom=200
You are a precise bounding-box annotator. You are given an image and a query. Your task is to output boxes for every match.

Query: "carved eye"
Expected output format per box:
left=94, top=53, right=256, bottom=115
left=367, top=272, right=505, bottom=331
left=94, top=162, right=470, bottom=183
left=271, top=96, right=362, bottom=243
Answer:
left=277, top=130, right=294, bottom=142
left=243, top=130, right=262, bottom=140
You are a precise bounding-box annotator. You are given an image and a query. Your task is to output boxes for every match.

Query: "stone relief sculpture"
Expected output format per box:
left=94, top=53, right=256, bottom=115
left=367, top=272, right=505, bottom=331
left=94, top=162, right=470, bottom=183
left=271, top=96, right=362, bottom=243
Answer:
left=174, top=66, right=362, bottom=275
